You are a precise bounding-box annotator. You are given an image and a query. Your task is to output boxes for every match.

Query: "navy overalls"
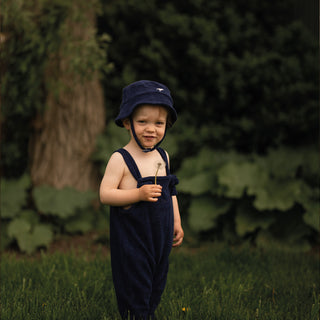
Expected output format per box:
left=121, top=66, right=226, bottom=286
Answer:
left=110, top=147, right=178, bottom=319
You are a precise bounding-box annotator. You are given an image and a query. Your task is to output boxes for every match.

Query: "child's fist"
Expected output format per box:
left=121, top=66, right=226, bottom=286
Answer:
left=139, top=184, right=162, bottom=202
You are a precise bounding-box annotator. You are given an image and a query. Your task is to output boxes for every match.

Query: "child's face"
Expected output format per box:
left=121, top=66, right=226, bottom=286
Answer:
left=124, top=104, right=168, bottom=149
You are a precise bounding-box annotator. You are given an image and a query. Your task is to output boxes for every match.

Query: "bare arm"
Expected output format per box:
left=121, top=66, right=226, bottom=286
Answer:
left=165, top=151, right=184, bottom=247
left=172, top=195, right=184, bottom=247
left=99, top=152, right=162, bottom=206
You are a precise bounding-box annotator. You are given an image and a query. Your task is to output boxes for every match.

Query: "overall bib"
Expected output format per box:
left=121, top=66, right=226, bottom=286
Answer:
left=110, top=148, right=178, bottom=320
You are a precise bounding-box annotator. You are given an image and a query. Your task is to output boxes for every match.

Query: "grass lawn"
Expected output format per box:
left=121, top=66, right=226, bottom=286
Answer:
left=1, top=244, right=319, bottom=319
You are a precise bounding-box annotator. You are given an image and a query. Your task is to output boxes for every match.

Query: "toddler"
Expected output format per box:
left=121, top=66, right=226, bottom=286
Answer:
left=100, top=80, right=184, bottom=319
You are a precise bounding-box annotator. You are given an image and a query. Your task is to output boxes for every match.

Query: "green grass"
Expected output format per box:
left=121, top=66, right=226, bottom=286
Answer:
left=1, top=245, right=319, bottom=320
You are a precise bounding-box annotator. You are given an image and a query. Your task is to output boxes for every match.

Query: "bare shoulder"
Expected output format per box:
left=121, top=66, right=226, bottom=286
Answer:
left=102, top=151, right=127, bottom=179
left=106, top=151, right=126, bottom=171
left=109, top=150, right=125, bottom=162
left=100, top=151, right=126, bottom=189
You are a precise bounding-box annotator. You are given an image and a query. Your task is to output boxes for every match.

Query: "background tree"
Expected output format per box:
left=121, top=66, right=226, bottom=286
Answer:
left=2, top=0, right=108, bottom=191
left=28, top=8, right=106, bottom=191
left=1, top=0, right=110, bottom=253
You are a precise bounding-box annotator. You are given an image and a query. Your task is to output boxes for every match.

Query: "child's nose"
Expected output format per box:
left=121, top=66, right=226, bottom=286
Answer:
left=146, top=124, right=155, bottom=132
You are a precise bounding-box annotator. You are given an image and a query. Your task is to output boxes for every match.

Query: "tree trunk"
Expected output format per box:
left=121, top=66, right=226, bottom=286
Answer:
left=29, top=9, right=105, bottom=191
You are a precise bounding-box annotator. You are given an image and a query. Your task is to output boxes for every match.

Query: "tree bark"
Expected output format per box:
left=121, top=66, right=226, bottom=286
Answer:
left=29, top=9, right=105, bottom=191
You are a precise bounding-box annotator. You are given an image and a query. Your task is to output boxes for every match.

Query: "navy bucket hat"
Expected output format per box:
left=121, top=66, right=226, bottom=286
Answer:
left=115, top=80, right=177, bottom=127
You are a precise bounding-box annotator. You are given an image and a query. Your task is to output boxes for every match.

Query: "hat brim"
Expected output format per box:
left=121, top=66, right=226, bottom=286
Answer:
left=115, top=92, right=177, bottom=127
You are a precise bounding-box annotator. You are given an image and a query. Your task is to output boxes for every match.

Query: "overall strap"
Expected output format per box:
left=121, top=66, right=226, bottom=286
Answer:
left=156, top=147, right=170, bottom=175
left=115, top=149, right=142, bottom=181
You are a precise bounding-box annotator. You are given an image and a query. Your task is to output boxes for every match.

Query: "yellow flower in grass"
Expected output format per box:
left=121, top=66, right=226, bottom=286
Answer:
left=182, top=307, right=190, bottom=312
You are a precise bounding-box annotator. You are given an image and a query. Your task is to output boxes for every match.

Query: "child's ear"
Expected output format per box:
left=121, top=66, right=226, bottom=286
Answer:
left=122, top=118, right=130, bottom=129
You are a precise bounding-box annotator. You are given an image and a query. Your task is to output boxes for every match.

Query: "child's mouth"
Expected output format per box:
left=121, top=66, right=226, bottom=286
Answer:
left=143, top=136, right=156, bottom=140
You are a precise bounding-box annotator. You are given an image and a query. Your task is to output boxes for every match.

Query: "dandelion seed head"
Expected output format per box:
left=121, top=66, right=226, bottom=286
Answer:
left=154, top=159, right=165, bottom=170
left=154, top=159, right=165, bottom=184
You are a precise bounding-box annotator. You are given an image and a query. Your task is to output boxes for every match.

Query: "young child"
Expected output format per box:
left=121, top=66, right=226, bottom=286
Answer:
left=99, top=80, right=184, bottom=319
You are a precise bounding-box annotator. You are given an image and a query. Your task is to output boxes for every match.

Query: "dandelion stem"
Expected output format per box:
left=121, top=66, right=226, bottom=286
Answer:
left=154, top=163, right=161, bottom=184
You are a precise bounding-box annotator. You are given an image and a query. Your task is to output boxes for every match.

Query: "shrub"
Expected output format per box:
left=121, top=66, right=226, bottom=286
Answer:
left=96, top=0, right=318, bottom=249
left=1, top=175, right=107, bottom=254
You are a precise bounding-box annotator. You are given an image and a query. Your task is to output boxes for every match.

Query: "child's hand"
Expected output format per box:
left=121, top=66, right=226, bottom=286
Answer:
left=173, top=223, right=184, bottom=247
left=139, top=184, right=162, bottom=202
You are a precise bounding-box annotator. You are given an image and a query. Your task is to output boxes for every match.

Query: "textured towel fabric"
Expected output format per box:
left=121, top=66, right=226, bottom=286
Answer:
left=110, top=148, right=178, bottom=319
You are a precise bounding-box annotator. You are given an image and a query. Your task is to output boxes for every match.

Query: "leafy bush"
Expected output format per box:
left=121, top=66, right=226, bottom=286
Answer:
left=1, top=176, right=106, bottom=254
left=93, top=120, right=319, bottom=251
left=99, top=0, right=317, bottom=154
left=176, top=145, right=319, bottom=251
left=1, top=175, right=53, bottom=254
left=96, top=0, right=318, bottom=250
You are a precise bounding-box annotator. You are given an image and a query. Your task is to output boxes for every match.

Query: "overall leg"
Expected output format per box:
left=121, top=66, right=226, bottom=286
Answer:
left=148, top=256, right=170, bottom=315
left=111, top=210, right=156, bottom=319
left=148, top=214, right=173, bottom=316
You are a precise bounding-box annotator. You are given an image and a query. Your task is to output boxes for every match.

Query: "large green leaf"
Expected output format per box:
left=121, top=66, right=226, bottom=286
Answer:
left=177, top=148, right=246, bottom=179
left=217, top=161, right=268, bottom=198
left=1, top=221, right=12, bottom=250
left=257, top=147, right=319, bottom=181
left=177, top=149, right=245, bottom=196
left=293, top=184, right=319, bottom=231
left=7, top=218, right=31, bottom=238
left=301, top=198, right=319, bottom=231
left=2, top=213, right=38, bottom=251
left=188, top=196, right=231, bottom=232
left=65, top=219, right=92, bottom=234
left=16, top=224, right=53, bottom=254
left=302, top=204, right=319, bottom=232
left=64, top=210, right=94, bottom=234
left=252, top=179, right=305, bottom=211
left=33, top=186, right=96, bottom=218
left=7, top=216, right=53, bottom=254
left=251, top=147, right=318, bottom=211
left=216, top=153, right=313, bottom=211
left=176, top=148, right=216, bottom=179
left=1, top=175, right=30, bottom=219
left=19, top=210, right=40, bottom=226
left=178, top=172, right=216, bottom=196
left=235, top=202, right=275, bottom=237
